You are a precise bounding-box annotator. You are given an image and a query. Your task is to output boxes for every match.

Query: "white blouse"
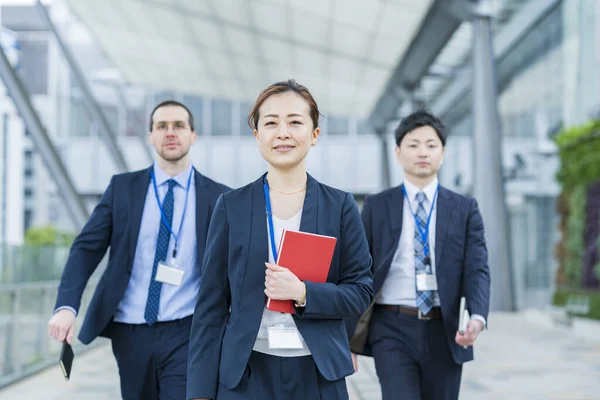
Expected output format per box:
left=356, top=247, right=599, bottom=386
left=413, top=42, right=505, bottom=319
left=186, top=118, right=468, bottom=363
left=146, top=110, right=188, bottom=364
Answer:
left=252, top=210, right=311, bottom=357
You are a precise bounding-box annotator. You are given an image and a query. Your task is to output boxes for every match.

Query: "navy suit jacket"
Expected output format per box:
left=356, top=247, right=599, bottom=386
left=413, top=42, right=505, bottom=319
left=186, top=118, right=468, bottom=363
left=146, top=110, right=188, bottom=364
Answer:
left=54, top=167, right=230, bottom=345
left=186, top=173, right=373, bottom=400
left=347, top=184, right=490, bottom=364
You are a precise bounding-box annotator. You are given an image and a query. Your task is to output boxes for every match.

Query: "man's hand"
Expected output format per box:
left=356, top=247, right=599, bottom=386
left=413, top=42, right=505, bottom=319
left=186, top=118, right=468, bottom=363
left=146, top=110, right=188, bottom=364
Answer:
left=264, top=262, right=305, bottom=302
left=351, top=352, right=358, bottom=372
left=455, top=319, right=484, bottom=347
left=48, top=309, right=76, bottom=344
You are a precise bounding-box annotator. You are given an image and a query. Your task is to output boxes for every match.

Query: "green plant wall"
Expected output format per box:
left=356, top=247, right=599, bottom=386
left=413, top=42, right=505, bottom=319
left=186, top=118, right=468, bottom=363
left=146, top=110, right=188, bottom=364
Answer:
left=553, top=119, right=600, bottom=293
left=555, top=120, right=600, bottom=189
left=563, top=186, right=585, bottom=285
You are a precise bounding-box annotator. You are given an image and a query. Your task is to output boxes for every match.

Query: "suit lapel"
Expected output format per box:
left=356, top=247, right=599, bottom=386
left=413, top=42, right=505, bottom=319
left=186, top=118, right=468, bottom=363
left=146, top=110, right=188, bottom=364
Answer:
left=244, top=173, right=316, bottom=307
left=244, top=176, right=269, bottom=308
left=128, top=168, right=151, bottom=268
left=383, top=185, right=403, bottom=273
left=435, top=186, right=455, bottom=270
left=374, top=185, right=404, bottom=290
left=387, top=185, right=404, bottom=235
left=299, top=174, right=318, bottom=234
left=194, top=169, right=211, bottom=265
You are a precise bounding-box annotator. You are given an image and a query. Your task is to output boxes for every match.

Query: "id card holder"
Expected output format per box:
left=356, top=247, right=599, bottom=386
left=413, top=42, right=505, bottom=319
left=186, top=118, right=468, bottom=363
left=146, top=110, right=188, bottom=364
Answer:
left=267, top=327, right=303, bottom=349
left=416, top=273, right=438, bottom=291
left=155, top=259, right=184, bottom=286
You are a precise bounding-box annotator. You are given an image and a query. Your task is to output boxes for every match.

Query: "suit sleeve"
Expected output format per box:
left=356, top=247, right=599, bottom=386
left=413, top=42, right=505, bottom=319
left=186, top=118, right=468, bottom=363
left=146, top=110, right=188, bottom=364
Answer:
left=463, top=197, right=491, bottom=321
left=345, top=195, right=374, bottom=338
left=361, top=195, right=374, bottom=274
left=187, top=194, right=231, bottom=400
left=296, top=193, right=374, bottom=319
left=54, top=176, right=114, bottom=313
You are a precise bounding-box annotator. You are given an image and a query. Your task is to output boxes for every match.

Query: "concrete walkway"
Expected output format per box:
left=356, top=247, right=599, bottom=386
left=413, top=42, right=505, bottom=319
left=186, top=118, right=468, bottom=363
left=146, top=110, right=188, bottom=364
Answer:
left=2, top=310, right=600, bottom=399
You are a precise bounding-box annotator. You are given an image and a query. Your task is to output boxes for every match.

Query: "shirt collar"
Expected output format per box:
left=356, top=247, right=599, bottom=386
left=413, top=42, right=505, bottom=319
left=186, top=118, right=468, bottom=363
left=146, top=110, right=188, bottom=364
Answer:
left=403, top=177, right=439, bottom=203
left=152, top=162, right=194, bottom=188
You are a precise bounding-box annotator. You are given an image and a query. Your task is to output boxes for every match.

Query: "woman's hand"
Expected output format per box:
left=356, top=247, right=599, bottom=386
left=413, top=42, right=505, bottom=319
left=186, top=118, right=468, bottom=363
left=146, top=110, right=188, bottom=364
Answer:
left=264, top=262, right=305, bottom=302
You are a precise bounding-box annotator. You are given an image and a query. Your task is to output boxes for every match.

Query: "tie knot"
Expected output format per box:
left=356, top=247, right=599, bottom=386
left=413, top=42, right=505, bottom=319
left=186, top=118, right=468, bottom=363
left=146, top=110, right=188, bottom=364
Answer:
left=415, top=192, right=426, bottom=203
left=167, top=179, right=177, bottom=190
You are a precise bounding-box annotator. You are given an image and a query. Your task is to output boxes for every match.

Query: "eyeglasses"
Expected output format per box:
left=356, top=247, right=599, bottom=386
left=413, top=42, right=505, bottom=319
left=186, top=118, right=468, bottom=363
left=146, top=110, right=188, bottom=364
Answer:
left=152, top=121, right=191, bottom=134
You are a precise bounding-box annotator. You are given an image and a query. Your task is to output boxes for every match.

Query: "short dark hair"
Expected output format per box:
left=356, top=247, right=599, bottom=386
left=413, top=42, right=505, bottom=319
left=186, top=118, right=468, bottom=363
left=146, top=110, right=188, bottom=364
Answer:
left=394, top=109, right=446, bottom=146
left=149, top=100, right=195, bottom=132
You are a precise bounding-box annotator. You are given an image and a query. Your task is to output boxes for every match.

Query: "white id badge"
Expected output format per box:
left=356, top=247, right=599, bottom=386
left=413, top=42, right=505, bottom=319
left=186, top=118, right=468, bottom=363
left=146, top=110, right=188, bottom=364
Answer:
left=416, top=273, right=438, bottom=291
left=155, top=261, right=184, bottom=286
left=267, top=327, right=303, bottom=349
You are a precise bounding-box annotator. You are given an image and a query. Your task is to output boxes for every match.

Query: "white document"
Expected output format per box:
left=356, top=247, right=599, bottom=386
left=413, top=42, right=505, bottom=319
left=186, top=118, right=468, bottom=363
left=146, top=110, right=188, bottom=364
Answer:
left=155, top=262, right=184, bottom=286
left=458, top=297, right=470, bottom=334
left=458, top=297, right=470, bottom=349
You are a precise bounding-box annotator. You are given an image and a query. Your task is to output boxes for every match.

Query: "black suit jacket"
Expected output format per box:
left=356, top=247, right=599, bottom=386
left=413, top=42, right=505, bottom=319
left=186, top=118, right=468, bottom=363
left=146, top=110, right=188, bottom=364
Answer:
left=186, top=173, right=373, bottom=400
left=347, top=184, right=490, bottom=364
left=54, top=167, right=230, bottom=345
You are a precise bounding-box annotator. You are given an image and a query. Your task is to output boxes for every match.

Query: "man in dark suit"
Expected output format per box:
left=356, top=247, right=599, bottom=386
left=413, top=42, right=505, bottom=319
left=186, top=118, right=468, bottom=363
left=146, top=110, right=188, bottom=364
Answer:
left=348, top=110, right=490, bottom=400
left=48, top=100, right=230, bottom=400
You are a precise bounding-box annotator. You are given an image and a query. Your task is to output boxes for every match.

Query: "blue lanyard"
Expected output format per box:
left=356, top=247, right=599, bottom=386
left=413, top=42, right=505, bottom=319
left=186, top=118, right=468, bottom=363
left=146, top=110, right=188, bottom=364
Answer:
left=401, top=185, right=439, bottom=260
left=151, top=167, right=193, bottom=259
left=263, top=176, right=279, bottom=262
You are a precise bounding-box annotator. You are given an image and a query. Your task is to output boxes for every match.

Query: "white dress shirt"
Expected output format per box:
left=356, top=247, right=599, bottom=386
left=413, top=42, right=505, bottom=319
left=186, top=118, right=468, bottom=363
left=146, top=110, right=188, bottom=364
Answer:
left=114, top=163, right=198, bottom=323
left=377, top=178, right=440, bottom=307
left=252, top=210, right=311, bottom=357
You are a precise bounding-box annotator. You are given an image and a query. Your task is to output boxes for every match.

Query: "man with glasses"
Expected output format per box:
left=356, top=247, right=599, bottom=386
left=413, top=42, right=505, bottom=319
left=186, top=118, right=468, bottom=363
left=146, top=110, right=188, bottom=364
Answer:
left=48, top=100, right=231, bottom=399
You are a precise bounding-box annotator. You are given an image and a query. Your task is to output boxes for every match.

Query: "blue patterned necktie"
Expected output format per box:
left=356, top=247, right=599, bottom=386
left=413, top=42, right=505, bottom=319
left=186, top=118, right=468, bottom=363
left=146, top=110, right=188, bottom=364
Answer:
left=414, top=191, right=434, bottom=315
left=144, top=179, right=176, bottom=325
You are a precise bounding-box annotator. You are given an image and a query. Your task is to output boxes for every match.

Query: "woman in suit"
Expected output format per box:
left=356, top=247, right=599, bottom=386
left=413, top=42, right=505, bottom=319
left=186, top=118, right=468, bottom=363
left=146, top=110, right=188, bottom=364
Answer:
left=187, top=79, right=373, bottom=400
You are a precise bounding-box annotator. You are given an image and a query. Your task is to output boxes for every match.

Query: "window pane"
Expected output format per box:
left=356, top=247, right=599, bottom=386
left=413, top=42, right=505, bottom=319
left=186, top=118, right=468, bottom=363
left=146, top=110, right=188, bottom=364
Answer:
left=19, top=39, right=48, bottom=95
left=126, top=107, right=145, bottom=137
left=240, top=102, right=253, bottom=135
left=328, top=116, right=348, bottom=135
left=153, top=91, right=175, bottom=105
left=24, top=210, right=33, bottom=232
left=211, top=99, right=232, bottom=136
left=357, top=119, right=374, bottom=136
left=101, top=105, right=119, bottom=136
left=70, top=99, right=90, bottom=137
left=183, top=95, right=203, bottom=135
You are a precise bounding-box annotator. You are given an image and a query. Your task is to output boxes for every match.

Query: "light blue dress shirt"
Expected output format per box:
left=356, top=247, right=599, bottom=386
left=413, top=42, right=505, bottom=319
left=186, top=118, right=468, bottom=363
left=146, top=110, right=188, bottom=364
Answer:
left=112, top=163, right=198, bottom=324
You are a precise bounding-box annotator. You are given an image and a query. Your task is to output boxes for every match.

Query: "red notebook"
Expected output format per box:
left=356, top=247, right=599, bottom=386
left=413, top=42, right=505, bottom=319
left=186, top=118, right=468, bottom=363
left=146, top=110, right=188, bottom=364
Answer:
left=267, top=230, right=337, bottom=314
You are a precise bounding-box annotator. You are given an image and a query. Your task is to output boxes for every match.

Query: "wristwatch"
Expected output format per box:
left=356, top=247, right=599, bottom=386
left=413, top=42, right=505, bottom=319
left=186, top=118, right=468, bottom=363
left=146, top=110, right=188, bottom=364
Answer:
left=294, top=282, right=307, bottom=308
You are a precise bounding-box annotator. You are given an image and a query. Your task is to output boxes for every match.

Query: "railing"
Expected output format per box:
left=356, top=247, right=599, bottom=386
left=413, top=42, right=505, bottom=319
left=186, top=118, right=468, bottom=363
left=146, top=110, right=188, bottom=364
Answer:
left=0, top=245, right=71, bottom=284
left=0, top=279, right=100, bottom=388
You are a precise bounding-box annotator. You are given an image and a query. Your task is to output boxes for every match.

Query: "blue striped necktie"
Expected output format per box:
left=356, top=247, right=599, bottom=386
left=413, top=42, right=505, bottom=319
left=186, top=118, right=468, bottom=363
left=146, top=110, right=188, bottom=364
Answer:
left=414, top=191, right=434, bottom=315
left=144, top=179, right=176, bottom=325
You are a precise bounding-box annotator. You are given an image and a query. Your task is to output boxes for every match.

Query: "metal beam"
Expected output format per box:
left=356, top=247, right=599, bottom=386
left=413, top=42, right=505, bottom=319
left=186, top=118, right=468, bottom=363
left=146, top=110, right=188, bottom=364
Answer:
left=470, top=0, right=515, bottom=312
left=1, top=114, right=7, bottom=246
left=427, top=63, right=457, bottom=78
left=368, top=0, right=468, bottom=132
left=0, top=45, right=89, bottom=230
left=376, top=129, right=392, bottom=189
left=35, top=1, right=129, bottom=173
left=431, top=0, right=562, bottom=124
